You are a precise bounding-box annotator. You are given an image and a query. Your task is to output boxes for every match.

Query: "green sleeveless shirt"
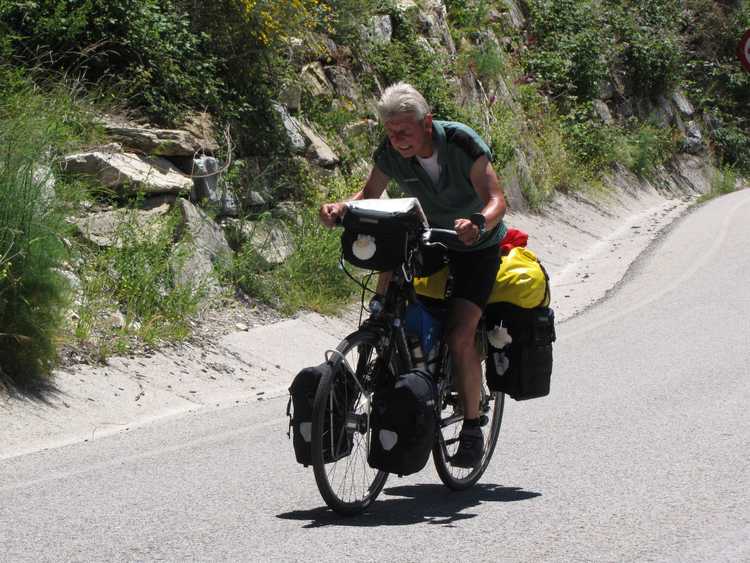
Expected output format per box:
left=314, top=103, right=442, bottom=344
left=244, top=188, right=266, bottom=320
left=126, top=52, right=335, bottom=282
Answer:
left=373, top=120, right=506, bottom=251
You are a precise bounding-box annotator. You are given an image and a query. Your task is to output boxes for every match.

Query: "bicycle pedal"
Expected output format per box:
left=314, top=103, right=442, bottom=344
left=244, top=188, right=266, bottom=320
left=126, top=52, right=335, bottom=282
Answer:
left=479, top=415, right=489, bottom=427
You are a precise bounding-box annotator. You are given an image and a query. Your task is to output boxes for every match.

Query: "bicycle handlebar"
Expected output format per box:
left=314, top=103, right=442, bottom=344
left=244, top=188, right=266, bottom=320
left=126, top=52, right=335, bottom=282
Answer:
left=421, top=228, right=459, bottom=247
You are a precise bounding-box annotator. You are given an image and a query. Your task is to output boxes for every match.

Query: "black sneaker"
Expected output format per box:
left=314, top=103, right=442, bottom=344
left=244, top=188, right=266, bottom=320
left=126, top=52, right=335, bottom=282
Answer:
left=450, top=425, right=484, bottom=468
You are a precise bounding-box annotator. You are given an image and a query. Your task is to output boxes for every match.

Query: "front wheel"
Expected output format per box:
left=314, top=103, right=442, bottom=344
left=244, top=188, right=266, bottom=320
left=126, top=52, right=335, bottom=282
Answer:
left=310, top=329, right=390, bottom=515
left=432, top=363, right=504, bottom=490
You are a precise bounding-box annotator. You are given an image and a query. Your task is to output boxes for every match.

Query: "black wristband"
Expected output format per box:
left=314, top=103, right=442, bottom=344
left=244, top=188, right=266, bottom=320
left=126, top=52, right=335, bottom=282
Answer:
left=470, top=212, right=486, bottom=235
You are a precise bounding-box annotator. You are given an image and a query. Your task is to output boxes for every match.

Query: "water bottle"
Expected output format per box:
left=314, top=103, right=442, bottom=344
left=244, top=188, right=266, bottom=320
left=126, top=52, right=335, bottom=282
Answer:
left=408, top=335, right=426, bottom=370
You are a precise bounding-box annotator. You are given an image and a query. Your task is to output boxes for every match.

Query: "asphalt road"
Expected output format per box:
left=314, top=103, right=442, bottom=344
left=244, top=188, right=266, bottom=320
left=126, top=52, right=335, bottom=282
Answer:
left=1, top=190, right=749, bottom=562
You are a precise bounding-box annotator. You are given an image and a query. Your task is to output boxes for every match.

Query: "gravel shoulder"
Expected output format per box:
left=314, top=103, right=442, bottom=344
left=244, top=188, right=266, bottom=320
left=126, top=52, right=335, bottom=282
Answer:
left=0, top=182, right=701, bottom=460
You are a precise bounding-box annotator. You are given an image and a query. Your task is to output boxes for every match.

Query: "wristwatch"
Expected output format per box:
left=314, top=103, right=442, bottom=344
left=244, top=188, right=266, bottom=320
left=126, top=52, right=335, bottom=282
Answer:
left=470, top=212, right=486, bottom=237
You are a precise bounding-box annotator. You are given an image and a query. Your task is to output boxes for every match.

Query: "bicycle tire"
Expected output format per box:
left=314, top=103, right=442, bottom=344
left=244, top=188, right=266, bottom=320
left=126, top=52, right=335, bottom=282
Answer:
left=311, top=329, right=390, bottom=515
left=432, top=358, right=504, bottom=491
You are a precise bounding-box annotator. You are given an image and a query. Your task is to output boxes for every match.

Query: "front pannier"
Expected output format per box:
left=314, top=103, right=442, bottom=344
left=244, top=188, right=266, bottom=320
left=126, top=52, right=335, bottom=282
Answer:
left=341, top=198, right=428, bottom=271
left=288, top=362, right=353, bottom=466
left=485, top=304, right=556, bottom=400
left=368, top=369, right=437, bottom=476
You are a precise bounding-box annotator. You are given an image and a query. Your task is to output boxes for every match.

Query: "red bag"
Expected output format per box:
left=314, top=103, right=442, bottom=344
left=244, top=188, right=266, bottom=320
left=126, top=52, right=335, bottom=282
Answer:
left=500, top=228, right=529, bottom=255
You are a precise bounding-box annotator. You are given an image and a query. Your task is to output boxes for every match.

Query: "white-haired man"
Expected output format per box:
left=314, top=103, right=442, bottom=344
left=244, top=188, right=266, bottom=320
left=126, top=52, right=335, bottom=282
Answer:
left=320, top=82, right=507, bottom=468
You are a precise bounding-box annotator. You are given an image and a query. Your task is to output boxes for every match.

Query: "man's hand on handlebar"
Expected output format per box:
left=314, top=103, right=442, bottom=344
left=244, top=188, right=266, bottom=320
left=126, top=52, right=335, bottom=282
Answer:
left=319, top=202, right=347, bottom=228
left=454, top=218, right=480, bottom=246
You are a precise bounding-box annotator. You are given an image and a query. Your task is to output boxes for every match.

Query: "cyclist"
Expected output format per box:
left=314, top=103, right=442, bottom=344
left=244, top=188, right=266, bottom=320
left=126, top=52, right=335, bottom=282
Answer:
left=319, top=82, right=508, bottom=468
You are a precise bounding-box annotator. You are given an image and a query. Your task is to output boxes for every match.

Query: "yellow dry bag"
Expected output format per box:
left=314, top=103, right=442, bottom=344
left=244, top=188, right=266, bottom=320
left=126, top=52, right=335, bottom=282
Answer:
left=413, top=247, right=550, bottom=308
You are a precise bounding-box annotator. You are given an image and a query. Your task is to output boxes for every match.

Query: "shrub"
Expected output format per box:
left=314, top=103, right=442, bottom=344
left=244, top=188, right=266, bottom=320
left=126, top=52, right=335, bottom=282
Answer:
left=1, top=0, right=222, bottom=123
left=227, top=210, right=357, bottom=315
left=613, top=121, right=677, bottom=178
left=683, top=0, right=750, bottom=173
left=0, top=69, right=92, bottom=390
left=73, top=208, right=206, bottom=350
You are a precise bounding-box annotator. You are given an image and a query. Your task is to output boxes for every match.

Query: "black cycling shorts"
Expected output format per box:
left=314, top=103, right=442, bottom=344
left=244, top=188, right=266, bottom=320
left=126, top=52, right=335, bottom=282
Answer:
left=419, top=244, right=500, bottom=310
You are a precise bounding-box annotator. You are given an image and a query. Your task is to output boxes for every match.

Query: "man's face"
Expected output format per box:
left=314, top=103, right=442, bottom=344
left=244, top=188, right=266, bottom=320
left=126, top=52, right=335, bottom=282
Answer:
left=384, top=113, right=433, bottom=158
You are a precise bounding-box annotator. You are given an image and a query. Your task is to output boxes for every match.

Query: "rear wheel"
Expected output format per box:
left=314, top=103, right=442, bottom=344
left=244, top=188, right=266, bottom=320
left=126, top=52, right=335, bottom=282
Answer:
left=311, top=329, right=390, bottom=515
left=432, top=359, right=504, bottom=490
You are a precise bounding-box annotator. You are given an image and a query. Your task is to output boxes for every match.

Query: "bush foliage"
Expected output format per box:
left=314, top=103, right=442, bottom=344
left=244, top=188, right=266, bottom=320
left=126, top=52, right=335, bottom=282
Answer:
left=0, top=69, right=93, bottom=389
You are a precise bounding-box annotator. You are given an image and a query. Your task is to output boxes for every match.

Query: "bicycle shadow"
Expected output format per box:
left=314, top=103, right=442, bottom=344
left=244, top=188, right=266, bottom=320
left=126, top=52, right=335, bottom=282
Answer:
left=277, top=483, right=541, bottom=528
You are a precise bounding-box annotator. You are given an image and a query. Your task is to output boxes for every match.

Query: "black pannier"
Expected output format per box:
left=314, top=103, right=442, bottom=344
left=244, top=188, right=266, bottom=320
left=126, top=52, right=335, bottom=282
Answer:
left=368, top=369, right=437, bottom=476
left=341, top=198, right=428, bottom=271
left=484, top=304, right=556, bottom=400
left=288, top=362, right=353, bottom=466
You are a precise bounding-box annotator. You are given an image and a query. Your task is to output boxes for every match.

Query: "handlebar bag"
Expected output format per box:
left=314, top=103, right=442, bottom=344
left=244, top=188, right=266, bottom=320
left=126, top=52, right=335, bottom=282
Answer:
left=368, top=369, right=437, bottom=476
left=484, top=304, right=556, bottom=400
left=288, top=362, right=353, bottom=466
left=341, top=198, right=428, bottom=271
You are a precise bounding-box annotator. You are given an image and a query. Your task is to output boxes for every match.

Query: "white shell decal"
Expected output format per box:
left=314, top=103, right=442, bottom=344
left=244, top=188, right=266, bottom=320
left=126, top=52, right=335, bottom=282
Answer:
left=352, top=234, right=377, bottom=261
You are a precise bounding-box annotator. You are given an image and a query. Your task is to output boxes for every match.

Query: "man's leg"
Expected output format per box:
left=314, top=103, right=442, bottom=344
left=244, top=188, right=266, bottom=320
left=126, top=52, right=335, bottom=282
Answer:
left=445, top=298, right=486, bottom=468
left=443, top=245, right=500, bottom=468
left=445, top=298, right=483, bottom=419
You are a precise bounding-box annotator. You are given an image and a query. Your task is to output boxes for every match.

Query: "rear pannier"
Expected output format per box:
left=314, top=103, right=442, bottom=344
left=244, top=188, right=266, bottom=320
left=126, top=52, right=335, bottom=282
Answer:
left=485, top=304, right=556, bottom=401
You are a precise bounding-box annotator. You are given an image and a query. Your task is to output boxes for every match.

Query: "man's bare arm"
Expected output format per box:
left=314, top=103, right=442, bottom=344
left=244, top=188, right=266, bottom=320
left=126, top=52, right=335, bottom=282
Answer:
left=454, top=155, right=507, bottom=244
left=469, top=155, right=506, bottom=228
left=319, top=166, right=390, bottom=227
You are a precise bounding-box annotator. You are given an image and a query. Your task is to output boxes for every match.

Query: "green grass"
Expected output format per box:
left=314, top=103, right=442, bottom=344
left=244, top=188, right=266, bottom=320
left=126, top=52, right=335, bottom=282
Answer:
left=0, top=69, right=93, bottom=390
left=696, top=165, right=737, bottom=204
left=72, top=207, right=207, bottom=355
left=226, top=208, right=361, bottom=316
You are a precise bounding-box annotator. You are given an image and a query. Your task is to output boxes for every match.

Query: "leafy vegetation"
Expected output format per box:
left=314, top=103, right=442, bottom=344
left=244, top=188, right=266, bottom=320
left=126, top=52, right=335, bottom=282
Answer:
left=0, top=69, right=93, bottom=389
left=72, top=208, right=206, bottom=357
left=683, top=0, right=750, bottom=173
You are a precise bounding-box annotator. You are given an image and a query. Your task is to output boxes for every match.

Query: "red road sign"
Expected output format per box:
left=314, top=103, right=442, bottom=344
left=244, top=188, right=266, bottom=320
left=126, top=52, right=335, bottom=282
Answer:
left=738, top=29, right=750, bottom=72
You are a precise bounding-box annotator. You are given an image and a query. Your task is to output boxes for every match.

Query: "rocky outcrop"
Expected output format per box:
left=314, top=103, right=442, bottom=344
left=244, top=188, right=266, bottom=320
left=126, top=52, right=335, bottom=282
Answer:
left=299, top=123, right=340, bottom=168
left=274, top=104, right=340, bottom=168
left=72, top=203, right=171, bottom=248
left=174, top=198, right=232, bottom=263
left=223, top=218, right=295, bottom=265
left=363, top=15, right=393, bottom=45
left=274, top=103, right=307, bottom=154
left=64, top=146, right=192, bottom=195
left=172, top=198, right=233, bottom=293
left=99, top=116, right=218, bottom=156
left=302, top=62, right=335, bottom=97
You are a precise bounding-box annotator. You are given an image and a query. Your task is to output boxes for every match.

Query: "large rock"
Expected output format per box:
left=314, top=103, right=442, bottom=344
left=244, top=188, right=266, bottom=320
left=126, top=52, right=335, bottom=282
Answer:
left=171, top=198, right=232, bottom=294
left=593, top=100, right=614, bottom=124
left=73, top=203, right=171, bottom=248
left=64, top=147, right=193, bottom=195
left=100, top=116, right=218, bottom=156
left=273, top=103, right=306, bottom=154
left=362, top=15, right=393, bottom=44
left=174, top=198, right=232, bottom=264
left=682, top=121, right=705, bottom=155
left=672, top=91, right=694, bottom=116
left=302, top=62, right=335, bottom=97
left=191, top=156, right=240, bottom=217
left=502, top=0, right=527, bottom=29
left=500, top=149, right=533, bottom=212
left=299, top=123, right=340, bottom=168
left=224, top=218, right=295, bottom=265
left=170, top=241, right=221, bottom=296
left=415, top=1, right=455, bottom=55
left=324, top=66, right=361, bottom=102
